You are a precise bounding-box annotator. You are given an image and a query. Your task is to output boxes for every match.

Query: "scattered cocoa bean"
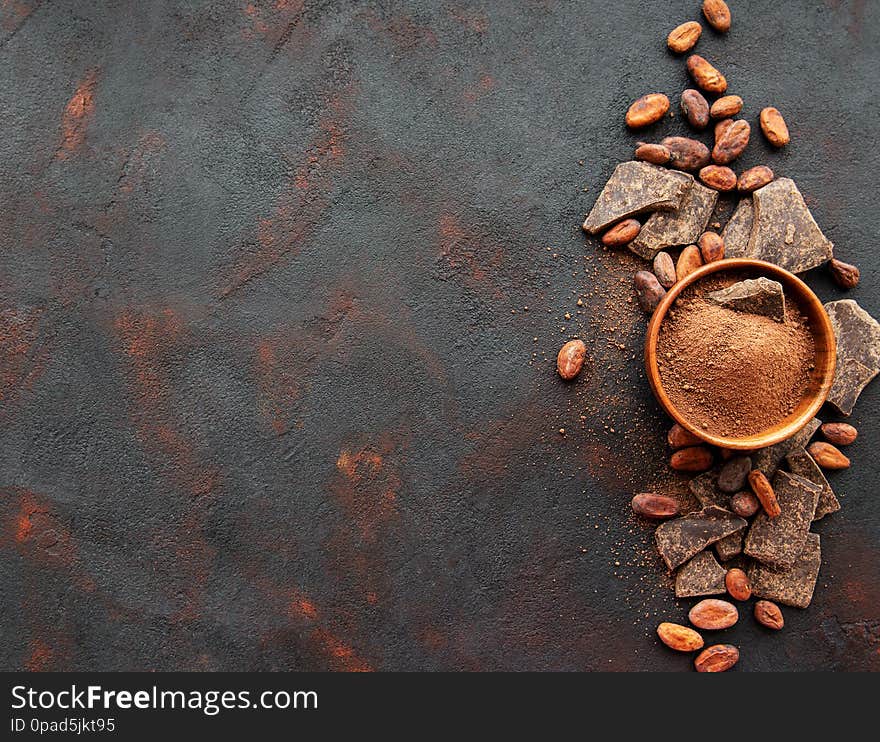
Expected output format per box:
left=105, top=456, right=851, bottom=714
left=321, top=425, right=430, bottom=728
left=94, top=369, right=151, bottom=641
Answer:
left=662, top=136, right=711, bottom=171
left=676, top=244, right=704, bottom=281
left=806, top=441, right=850, bottom=470
left=699, top=164, right=737, bottom=191
left=681, top=89, right=710, bottom=129
left=631, top=493, right=679, bottom=519
left=653, top=251, right=677, bottom=289
left=710, top=94, right=743, bottom=119
left=737, top=165, right=774, bottom=192
left=820, top=422, right=858, bottom=446
left=686, top=54, right=727, bottom=94
left=759, top=106, right=790, bottom=146
left=556, top=339, right=587, bottom=381
left=702, top=0, right=731, bottom=32
left=635, top=141, right=673, bottom=165
left=670, top=445, right=713, bottom=472
left=634, top=270, right=666, bottom=314
left=626, top=93, right=671, bottom=128
left=754, top=600, right=784, bottom=630
left=657, top=622, right=704, bottom=652
left=667, top=422, right=703, bottom=450
left=748, top=470, right=781, bottom=518
left=718, top=455, right=751, bottom=493
left=714, top=118, right=733, bottom=141
left=725, top=568, right=752, bottom=601
left=667, top=21, right=702, bottom=54
left=698, top=231, right=725, bottom=263
left=730, top=490, right=760, bottom=518
left=694, top=644, right=739, bottom=672
left=602, top=218, right=641, bottom=247
left=688, top=598, right=739, bottom=630
left=829, top=258, right=860, bottom=289
left=712, top=119, right=750, bottom=164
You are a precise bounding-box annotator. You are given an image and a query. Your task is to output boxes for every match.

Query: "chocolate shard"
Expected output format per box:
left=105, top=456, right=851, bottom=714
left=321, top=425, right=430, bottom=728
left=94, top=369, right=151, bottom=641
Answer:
left=748, top=178, right=834, bottom=272
left=688, top=470, right=729, bottom=509
left=714, top=530, right=744, bottom=561
left=675, top=551, right=727, bottom=597
left=655, top=505, right=747, bottom=571
left=744, top=471, right=821, bottom=569
left=749, top=532, right=821, bottom=608
left=629, top=180, right=718, bottom=259
left=786, top=447, right=841, bottom=520
left=721, top=197, right=754, bottom=258
left=707, top=277, right=785, bottom=322
left=582, top=161, right=693, bottom=234
left=825, top=300, right=880, bottom=415
left=752, top=417, right=820, bottom=478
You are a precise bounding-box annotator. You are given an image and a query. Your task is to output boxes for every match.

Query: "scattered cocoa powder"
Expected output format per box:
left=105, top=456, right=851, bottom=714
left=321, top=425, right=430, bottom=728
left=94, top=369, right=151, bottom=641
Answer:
left=656, top=273, right=815, bottom=437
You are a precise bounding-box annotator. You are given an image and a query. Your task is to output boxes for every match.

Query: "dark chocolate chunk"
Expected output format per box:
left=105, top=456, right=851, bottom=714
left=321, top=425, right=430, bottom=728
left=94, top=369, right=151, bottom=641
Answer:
left=675, top=551, right=727, bottom=597
left=655, top=505, right=747, bottom=571
left=688, top=470, right=729, bottom=509
left=752, top=417, right=820, bottom=478
left=716, top=455, right=753, bottom=494
left=707, top=278, right=785, bottom=322
left=629, top=179, right=718, bottom=259
left=749, top=532, right=821, bottom=608
left=825, top=299, right=880, bottom=415
left=785, top=447, right=840, bottom=520
left=744, top=471, right=821, bottom=569
left=748, top=178, right=834, bottom=273
left=582, top=161, right=693, bottom=234
left=714, top=530, right=744, bottom=561
left=721, top=197, right=754, bottom=258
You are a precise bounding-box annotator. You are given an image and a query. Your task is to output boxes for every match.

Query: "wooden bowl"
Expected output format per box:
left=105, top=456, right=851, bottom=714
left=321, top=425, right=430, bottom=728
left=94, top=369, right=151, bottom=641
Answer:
left=645, top=258, right=836, bottom=451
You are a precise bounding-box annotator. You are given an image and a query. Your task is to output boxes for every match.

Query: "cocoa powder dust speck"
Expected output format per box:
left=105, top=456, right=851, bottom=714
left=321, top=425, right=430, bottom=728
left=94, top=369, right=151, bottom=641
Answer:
left=656, top=274, right=815, bottom=438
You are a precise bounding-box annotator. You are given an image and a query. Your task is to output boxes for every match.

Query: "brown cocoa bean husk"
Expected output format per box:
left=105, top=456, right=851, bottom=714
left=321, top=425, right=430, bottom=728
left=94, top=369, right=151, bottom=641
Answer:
left=556, top=339, right=587, bottom=380
left=653, top=251, right=677, bottom=289
left=829, top=258, right=860, bottom=289
left=694, top=644, right=739, bottom=672
left=681, top=89, right=710, bottom=130
left=626, top=93, right=671, bottom=128
left=631, top=493, right=679, bottom=519
left=670, top=445, right=713, bottom=472
left=698, top=231, right=725, bottom=262
left=748, top=470, right=781, bottom=518
left=688, top=598, right=738, bottom=630
left=635, top=142, right=673, bottom=165
left=687, top=54, right=728, bottom=94
left=699, top=165, right=737, bottom=191
left=760, top=106, right=790, bottom=146
left=730, top=490, right=760, bottom=518
left=667, top=423, right=703, bottom=449
left=667, top=21, right=702, bottom=53
left=601, top=218, right=641, bottom=247
left=702, top=0, right=732, bottom=32
left=676, top=244, right=704, bottom=281
left=725, top=568, right=752, bottom=601
left=737, top=165, right=774, bottom=192
left=710, top=94, right=743, bottom=119
left=807, top=441, right=851, bottom=470
left=634, top=270, right=666, bottom=314
left=657, top=622, right=704, bottom=652
left=712, top=119, right=750, bottom=164
left=662, top=136, right=711, bottom=171
left=820, top=422, right=858, bottom=446
left=754, top=600, right=784, bottom=630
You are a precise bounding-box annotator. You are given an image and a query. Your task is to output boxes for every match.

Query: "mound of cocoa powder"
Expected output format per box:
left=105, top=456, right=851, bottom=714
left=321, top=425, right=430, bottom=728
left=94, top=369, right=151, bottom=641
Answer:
left=656, top=273, right=815, bottom=437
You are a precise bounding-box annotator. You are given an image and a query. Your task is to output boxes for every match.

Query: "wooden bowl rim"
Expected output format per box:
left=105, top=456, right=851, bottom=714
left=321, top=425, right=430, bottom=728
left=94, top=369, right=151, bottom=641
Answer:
left=644, top=258, right=837, bottom=450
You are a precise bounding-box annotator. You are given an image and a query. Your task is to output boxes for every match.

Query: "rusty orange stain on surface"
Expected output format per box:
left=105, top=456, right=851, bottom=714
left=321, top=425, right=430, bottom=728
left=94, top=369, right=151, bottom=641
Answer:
left=463, top=73, right=496, bottom=103
left=0, top=305, right=49, bottom=408
left=56, top=69, right=99, bottom=161
left=438, top=213, right=505, bottom=298
left=333, top=438, right=400, bottom=542
left=241, top=0, right=304, bottom=43
left=309, top=628, right=373, bottom=672
left=23, top=639, right=53, bottom=672
left=0, top=0, right=40, bottom=32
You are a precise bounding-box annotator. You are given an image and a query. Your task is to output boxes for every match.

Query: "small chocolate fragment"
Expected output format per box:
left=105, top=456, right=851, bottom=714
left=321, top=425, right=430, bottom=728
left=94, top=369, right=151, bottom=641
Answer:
left=721, top=197, right=754, bottom=258
left=826, top=358, right=877, bottom=417
left=785, top=447, right=840, bottom=521
left=749, top=533, right=821, bottom=608
left=748, top=179, right=834, bottom=273
left=751, top=417, right=820, bottom=478
left=707, top=278, right=785, bottom=322
left=825, top=299, right=880, bottom=415
left=689, top=470, right=730, bottom=509
left=744, top=471, right=821, bottom=569
left=675, top=551, right=727, bottom=597
left=629, top=180, right=717, bottom=259
left=717, top=455, right=753, bottom=493
left=582, top=161, right=693, bottom=235
left=655, top=505, right=747, bottom=571
left=715, top=530, right=744, bottom=561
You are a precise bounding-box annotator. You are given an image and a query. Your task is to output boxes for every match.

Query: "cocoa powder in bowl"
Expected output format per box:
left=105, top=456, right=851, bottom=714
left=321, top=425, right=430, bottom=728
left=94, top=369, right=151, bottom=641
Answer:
left=656, top=272, right=815, bottom=438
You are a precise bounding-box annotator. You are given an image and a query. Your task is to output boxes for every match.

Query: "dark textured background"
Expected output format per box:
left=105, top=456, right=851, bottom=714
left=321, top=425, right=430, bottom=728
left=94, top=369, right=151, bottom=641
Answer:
left=1, top=0, right=877, bottom=671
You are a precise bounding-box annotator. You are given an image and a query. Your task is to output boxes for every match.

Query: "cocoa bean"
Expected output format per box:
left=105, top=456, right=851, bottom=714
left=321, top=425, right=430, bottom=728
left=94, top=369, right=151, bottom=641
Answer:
left=670, top=445, right=713, bottom=472
left=634, top=270, right=666, bottom=314
left=667, top=21, right=702, bottom=53
left=820, top=422, right=858, bottom=446
left=694, top=644, right=739, bottom=672
left=698, top=232, right=725, bottom=263
left=699, top=164, right=737, bottom=191
left=631, top=493, right=679, bottom=519
left=687, top=54, right=727, bottom=94
left=712, top=119, right=750, bottom=164
left=676, top=244, right=704, bottom=281
left=737, top=165, right=774, bottom=192
left=829, top=258, right=860, bottom=289
left=626, top=93, right=671, bottom=128
left=760, top=106, right=790, bottom=147
left=730, top=490, right=760, bottom=518
left=662, top=136, right=711, bottom=171
left=667, top=423, right=703, bottom=449
left=748, top=470, right=780, bottom=518
left=653, top=251, right=677, bottom=289
left=657, top=622, right=704, bottom=652
left=718, top=455, right=751, bottom=493
left=710, top=95, right=743, bottom=119
left=702, top=0, right=732, bottom=32
left=806, top=441, right=850, bottom=470
left=602, top=218, right=641, bottom=247
left=556, top=339, right=587, bottom=380
left=688, top=598, right=738, bottom=630
left=681, top=89, right=710, bottom=130
left=635, top=142, right=672, bottom=165
left=725, top=568, right=751, bottom=601
left=754, top=600, right=784, bottom=630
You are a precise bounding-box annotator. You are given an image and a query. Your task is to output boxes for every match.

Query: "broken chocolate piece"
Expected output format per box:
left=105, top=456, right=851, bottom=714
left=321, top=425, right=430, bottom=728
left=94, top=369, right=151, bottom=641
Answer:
left=582, top=161, right=693, bottom=234
left=825, top=299, right=880, bottom=415
left=786, top=447, right=841, bottom=520
left=721, top=197, right=754, bottom=258
left=747, top=178, right=834, bottom=273
left=655, top=505, right=747, bottom=571
left=688, top=470, right=729, bottom=509
left=752, top=417, right=820, bottom=478
left=629, top=179, right=718, bottom=259
left=675, top=551, right=727, bottom=597
left=715, top=530, right=744, bottom=561
left=744, top=471, right=821, bottom=569
left=749, top=532, right=821, bottom=608
left=707, top=278, right=785, bottom=322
